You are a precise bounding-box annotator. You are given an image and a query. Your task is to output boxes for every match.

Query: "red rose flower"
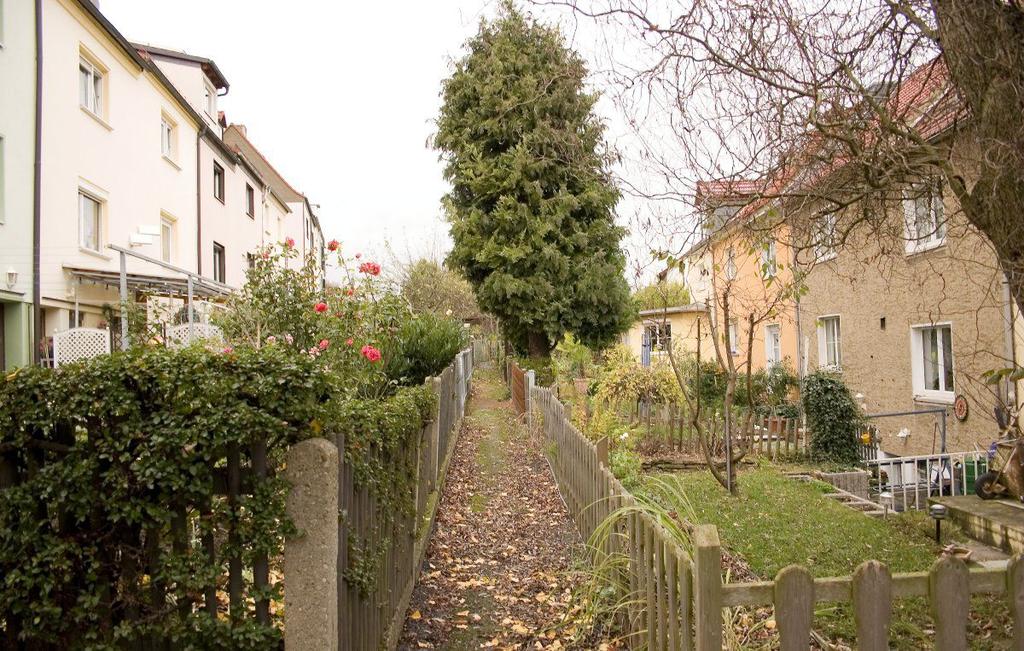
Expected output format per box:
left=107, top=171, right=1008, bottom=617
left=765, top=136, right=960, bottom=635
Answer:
left=346, top=338, right=354, bottom=346
left=284, top=237, right=295, bottom=249
left=358, top=261, right=381, bottom=276
left=314, top=302, right=328, bottom=313
left=360, top=345, right=381, bottom=362
left=318, top=339, right=330, bottom=351
left=328, top=239, right=340, bottom=252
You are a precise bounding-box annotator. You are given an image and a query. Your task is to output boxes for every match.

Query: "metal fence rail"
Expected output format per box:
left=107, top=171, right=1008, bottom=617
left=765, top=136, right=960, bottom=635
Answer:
left=863, top=451, right=988, bottom=510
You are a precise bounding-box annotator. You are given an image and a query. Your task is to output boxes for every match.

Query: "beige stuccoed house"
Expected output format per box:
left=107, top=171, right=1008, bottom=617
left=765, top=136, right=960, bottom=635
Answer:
left=791, top=183, right=1015, bottom=457
left=621, top=304, right=711, bottom=366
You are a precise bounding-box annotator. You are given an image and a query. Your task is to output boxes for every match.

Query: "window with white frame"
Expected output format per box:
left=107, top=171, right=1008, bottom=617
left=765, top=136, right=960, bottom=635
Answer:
left=79, top=57, right=104, bottom=116
left=912, top=323, right=954, bottom=401
left=817, top=315, right=842, bottom=368
left=245, top=183, right=255, bottom=218
left=644, top=322, right=672, bottom=352
left=765, top=324, right=781, bottom=366
left=725, top=247, right=737, bottom=280
left=814, top=212, right=837, bottom=260
left=160, top=115, right=176, bottom=160
left=728, top=319, right=739, bottom=355
left=761, top=239, right=777, bottom=278
left=160, top=216, right=174, bottom=263
left=204, top=82, right=216, bottom=117
left=904, top=180, right=945, bottom=253
left=79, top=191, right=101, bottom=251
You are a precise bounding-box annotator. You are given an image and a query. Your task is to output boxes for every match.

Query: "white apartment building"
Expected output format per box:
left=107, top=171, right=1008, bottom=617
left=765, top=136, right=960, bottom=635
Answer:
left=0, top=0, right=325, bottom=368
left=0, top=0, right=37, bottom=369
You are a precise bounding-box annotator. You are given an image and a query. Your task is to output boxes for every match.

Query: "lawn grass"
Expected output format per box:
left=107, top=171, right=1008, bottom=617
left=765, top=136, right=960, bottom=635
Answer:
left=659, top=463, right=1012, bottom=649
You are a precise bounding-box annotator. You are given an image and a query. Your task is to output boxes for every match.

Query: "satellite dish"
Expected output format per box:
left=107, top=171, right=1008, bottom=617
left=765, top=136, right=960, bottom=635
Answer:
left=138, top=225, right=161, bottom=236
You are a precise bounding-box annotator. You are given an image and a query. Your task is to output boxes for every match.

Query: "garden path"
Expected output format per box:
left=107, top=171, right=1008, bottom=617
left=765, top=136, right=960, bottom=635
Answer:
left=397, top=365, right=607, bottom=650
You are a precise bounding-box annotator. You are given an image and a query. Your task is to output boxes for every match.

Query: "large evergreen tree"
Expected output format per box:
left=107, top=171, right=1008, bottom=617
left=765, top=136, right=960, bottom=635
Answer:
left=435, top=4, right=633, bottom=357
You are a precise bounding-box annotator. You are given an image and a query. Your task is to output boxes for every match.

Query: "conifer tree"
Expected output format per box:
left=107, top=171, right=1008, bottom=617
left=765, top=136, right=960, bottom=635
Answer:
left=435, top=4, right=633, bottom=357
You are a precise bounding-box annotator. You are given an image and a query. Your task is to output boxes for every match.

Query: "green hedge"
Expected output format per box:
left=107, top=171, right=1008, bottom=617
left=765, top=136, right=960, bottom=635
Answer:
left=0, top=344, right=445, bottom=648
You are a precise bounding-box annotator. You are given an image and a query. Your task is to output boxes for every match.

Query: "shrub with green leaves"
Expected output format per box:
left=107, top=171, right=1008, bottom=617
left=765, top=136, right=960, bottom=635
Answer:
left=0, top=341, right=443, bottom=647
left=381, top=312, right=469, bottom=387
left=802, top=369, right=864, bottom=464
left=0, top=346, right=328, bottom=648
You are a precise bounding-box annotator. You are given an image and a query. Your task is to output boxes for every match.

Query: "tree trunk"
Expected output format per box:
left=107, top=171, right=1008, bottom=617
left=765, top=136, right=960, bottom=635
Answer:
left=933, top=0, right=1024, bottom=318
left=526, top=330, right=551, bottom=358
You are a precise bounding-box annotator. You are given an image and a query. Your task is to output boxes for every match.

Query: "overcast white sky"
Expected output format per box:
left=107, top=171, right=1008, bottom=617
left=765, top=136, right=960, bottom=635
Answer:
left=102, top=0, right=675, bottom=285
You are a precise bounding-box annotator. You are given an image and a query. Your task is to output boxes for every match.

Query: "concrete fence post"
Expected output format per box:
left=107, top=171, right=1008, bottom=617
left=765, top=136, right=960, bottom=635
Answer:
left=284, top=438, right=339, bottom=651
left=455, top=354, right=467, bottom=419
left=526, top=370, right=535, bottom=429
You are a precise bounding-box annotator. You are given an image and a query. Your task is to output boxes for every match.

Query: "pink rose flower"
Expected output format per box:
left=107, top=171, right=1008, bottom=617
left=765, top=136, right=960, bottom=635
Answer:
left=266, top=335, right=277, bottom=344
left=327, top=239, right=340, bottom=252
left=314, top=302, right=328, bottom=313
left=345, top=338, right=354, bottom=346
left=358, top=261, right=381, bottom=276
left=360, top=345, right=381, bottom=362
left=284, top=237, right=295, bottom=249
left=318, top=339, right=330, bottom=351
left=222, top=346, right=234, bottom=355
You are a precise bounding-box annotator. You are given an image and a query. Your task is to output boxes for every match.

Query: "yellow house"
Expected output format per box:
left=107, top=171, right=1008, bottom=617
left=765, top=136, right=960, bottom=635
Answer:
left=621, top=304, right=712, bottom=365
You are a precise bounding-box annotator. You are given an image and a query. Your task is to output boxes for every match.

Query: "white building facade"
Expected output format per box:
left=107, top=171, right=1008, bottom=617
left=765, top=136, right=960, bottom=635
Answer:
left=0, top=0, right=325, bottom=368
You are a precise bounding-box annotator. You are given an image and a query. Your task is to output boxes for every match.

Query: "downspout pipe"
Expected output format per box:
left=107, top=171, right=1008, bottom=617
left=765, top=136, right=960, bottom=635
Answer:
left=32, top=0, right=43, bottom=365
left=196, top=126, right=205, bottom=277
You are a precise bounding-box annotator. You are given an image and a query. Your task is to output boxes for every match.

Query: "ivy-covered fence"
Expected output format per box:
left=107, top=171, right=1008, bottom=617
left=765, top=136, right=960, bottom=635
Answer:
left=0, top=344, right=477, bottom=650
left=0, top=346, right=327, bottom=649
left=334, top=346, right=474, bottom=651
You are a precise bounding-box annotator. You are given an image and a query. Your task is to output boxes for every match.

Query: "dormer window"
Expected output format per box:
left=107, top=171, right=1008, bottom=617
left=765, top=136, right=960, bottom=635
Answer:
left=204, top=82, right=216, bottom=117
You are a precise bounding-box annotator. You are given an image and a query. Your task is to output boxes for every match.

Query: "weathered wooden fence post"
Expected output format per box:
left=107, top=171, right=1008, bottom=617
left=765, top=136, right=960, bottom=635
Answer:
left=929, top=556, right=969, bottom=651
left=693, top=525, right=722, bottom=651
left=284, top=438, right=339, bottom=651
left=526, top=369, right=535, bottom=428
left=852, top=560, right=891, bottom=650
left=1009, top=555, right=1024, bottom=649
left=775, top=565, right=814, bottom=650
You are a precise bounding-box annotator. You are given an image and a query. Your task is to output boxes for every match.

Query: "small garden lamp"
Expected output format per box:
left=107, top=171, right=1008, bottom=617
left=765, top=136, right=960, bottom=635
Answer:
left=929, top=503, right=948, bottom=543
left=879, top=491, right=893, bottom=517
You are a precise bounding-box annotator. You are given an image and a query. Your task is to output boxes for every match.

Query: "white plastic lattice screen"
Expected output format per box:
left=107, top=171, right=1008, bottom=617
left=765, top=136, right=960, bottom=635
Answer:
left=53, top=328, right=111, bottom=368
left=166, top=323, right=223, bottom=349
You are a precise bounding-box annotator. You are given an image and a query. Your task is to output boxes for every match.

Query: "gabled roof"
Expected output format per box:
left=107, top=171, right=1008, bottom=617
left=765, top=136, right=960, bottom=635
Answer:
left=223, top=125, right=304, bottom=203
left=133, top=43, right=230, bottom=91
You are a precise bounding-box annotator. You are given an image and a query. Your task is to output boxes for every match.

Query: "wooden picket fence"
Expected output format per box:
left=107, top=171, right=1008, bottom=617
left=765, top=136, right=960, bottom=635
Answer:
left=507, top=358, right=527, bottom=415
left=734, top=415, right=807, bottom=459
left=621, top=401, right=807, bottom=459
left=338, top=347, right=474, bottom=650
left=530, top=384, right=1024, bottom=649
